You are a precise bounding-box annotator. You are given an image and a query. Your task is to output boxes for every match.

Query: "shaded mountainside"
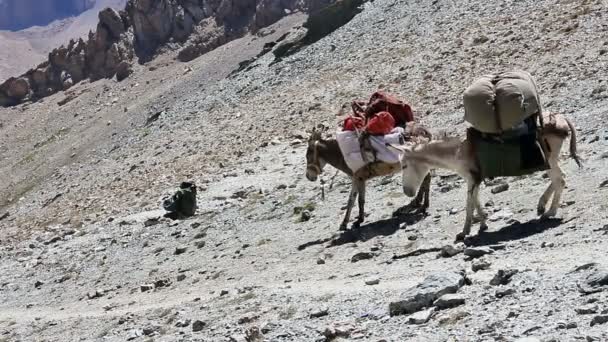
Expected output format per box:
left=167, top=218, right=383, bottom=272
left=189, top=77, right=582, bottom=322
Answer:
left=1, top=0, right=608, bottom=341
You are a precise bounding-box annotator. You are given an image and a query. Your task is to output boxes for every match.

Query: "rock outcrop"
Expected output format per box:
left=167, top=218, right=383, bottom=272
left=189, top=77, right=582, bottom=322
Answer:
left=0, top=0, right=341, bottom=107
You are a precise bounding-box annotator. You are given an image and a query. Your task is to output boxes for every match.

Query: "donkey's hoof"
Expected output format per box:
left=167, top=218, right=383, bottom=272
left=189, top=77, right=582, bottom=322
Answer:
left=479, top=223, right=489, bottom=233
left=537, top=205, right=546, bottom=216
left=455, top=232, right=467, bottom=242
left=541, top=210, right=557, bottom=220
left=339, top=223, right=348, bottom=231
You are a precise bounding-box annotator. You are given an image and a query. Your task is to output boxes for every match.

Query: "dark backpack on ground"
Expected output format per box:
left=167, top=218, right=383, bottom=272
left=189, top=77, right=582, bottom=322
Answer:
left=163, top=182, right=197, bottom=219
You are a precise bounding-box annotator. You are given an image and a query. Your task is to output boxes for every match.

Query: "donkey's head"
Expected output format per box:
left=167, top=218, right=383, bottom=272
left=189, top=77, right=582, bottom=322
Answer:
left=305, top=127, right=326, bottom=181
left=390, top=143, right=432, bottom=197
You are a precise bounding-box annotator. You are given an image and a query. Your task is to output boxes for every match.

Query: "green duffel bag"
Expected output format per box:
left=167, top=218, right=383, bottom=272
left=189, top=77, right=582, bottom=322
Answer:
left=464, top=70, right=542, bottom=134
left=474, top=130, right=549, bottom=178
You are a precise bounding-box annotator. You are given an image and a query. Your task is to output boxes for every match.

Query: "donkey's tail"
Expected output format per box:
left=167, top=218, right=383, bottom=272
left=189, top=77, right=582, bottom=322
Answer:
left=565, top=117, right=582, bottom=167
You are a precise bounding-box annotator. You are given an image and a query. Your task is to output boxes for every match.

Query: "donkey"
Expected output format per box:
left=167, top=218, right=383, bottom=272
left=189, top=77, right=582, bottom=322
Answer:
left=393, top=113, right=582, bottom=241
left=305, top=126, right=432, bottom=230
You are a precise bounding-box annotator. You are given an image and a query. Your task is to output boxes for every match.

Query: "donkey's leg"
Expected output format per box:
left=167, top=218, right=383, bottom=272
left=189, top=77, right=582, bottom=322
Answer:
left=472, top=183, right=489, bottom=232
left=354, top=180, right=366, bottom=227
left=543, top=160, right=566, bottom=218
left=340, top=181, right=358, bottom=230
left=456, top=180, right=477, bottom=241
left=537, top=179, right=554, bottom=216
left=407, top=173, right=431, bottom=212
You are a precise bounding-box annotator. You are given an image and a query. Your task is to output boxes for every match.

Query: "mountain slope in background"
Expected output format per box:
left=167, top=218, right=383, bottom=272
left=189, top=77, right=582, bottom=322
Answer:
left=0, top=0, right=95, bottom=31
left=0, top=0, right=126, bottom=81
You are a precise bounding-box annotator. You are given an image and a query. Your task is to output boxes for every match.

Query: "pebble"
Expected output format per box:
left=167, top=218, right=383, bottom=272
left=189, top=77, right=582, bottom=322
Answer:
left=365, top=277, right=380, bottom=286
left=438, top=245, right=463, bottom=258
left=490, top=269, right=518, bottom=286
left=576, top=304, right=598, bottom=315
left=175, top=319, right=191, bottom=327
left=472, top=258, right=491, bottom=272
left=407, top=307, right=435, bottom=324
left=491, top=183, right=509, bottom=194
left=590, top=315, right=608, bottom=326
left=192, top=320, right=206, bottom=332
left=175, top=246, right=188, bottom=255
left=464, top=247, right=493, bottom=258
left=434, top=294, right=465, bottom=309
left=310, top=307, right=329, bottom=318
left=351, top=251, right=374, bottom=263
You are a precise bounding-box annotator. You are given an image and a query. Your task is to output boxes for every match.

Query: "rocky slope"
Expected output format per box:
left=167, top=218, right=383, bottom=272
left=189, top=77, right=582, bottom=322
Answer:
left=1, top=0, right=608, bottom=341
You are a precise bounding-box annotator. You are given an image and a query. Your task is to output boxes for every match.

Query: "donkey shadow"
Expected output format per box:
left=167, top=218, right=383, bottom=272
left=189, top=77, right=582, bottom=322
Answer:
left=297, top=205, right=427, bottom=251
left=463, top=217, right=563, bottom=247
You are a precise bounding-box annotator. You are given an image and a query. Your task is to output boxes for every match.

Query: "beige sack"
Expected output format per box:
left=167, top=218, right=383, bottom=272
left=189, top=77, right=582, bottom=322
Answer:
left=463, top=70, right=541, bottom=133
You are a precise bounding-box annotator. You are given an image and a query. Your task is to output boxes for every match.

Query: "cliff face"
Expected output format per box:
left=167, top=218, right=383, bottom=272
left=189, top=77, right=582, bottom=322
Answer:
left=0, top=0, right=96, bottom=31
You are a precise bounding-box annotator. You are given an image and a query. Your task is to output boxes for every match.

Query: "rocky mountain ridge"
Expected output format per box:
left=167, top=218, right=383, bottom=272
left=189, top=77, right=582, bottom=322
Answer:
left=0, top=0, right=335, bottom=107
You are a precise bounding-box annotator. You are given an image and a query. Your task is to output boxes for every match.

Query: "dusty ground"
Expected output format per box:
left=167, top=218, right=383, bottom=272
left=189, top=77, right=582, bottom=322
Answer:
left=1, top=0, right=608, bottom=341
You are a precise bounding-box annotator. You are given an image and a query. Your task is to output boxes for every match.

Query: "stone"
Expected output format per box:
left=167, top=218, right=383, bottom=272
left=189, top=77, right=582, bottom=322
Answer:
left=365, top=277, right=380, bottom=286
left=192, top=320, right=206, bottom=332
left=140, top=284, right=154, bottom=292
left=316, top=258, right=325, bottom=265
left=471, top=258, right=491, bottom=272
left=45, top=235, right=62, bottom=245
left=407, top=307, right=435, bottom=324
left=586, top=270, right=608, bottom=287
left=434, top=294, right=465, bottom=309
left=194, top=240, right=206, bottom=249
left=438, top=244, right=463, bottom=258
left=389, top=271, right=466, bottom=316
left=491, top=183, right=509, bottom=194
left=115, top=61, right=133, bottom=81
left=310, top=307, right=329, bottom=318
left=590, top=315, right=608, bottom=326
left=127, top=329, right=144, bottom=340
left=4, top=77, right=30, bottom=99
left=87, top=289, right=103, bottom=299
left=490, top=269, right=518, bottom=286
left=576, top=304, right=599, bottom=315
left=464, top=247, right=493, bottom=258
left=351, top=251, right=375, bottom=263
left=175, top=319, right=191, bottom=327
left=177, top=274, right=186, bottom=282
left=299, top=210, right=312, bottom=222
left=175, top=246, right=188, bottom=255
left=495, top=287, right=515, bottom=298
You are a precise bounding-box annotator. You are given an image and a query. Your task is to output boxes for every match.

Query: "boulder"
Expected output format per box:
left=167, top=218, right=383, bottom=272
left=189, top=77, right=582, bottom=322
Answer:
left=4, top=77, right=30, bottom=99
left=389, top=271, right=466, bottom=316
left=130, top=0, right=175, bottom=53
left=115, top=61, right=133, bottom=81
left=99, top=7, right=126, bottom=39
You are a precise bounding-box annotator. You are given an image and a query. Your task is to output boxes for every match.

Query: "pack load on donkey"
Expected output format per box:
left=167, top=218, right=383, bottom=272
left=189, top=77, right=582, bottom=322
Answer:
left=337, top=91, right=419, bottom=173
left=463, top=70, right=548, bottom=178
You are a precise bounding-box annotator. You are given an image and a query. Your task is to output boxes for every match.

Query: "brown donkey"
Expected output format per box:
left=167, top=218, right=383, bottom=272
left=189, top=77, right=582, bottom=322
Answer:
left=394, top=113, right=582, bottom=241
left=305, top=127, right=432, bottom=230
